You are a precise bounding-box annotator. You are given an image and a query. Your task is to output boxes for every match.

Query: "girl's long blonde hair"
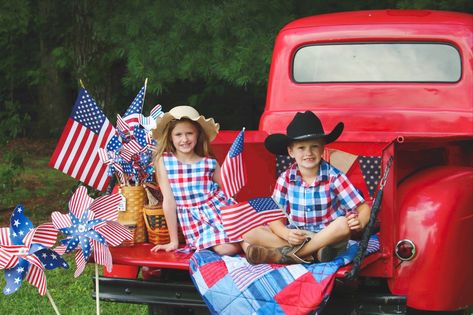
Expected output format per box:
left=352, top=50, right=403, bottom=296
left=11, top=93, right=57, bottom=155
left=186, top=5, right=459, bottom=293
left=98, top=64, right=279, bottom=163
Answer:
left=153, top=118, right=214, bottom=161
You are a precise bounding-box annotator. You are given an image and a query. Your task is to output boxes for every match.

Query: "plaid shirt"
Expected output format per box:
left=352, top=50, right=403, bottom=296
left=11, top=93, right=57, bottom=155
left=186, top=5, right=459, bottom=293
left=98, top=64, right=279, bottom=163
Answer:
left=272, top=160, right=364, bottom=232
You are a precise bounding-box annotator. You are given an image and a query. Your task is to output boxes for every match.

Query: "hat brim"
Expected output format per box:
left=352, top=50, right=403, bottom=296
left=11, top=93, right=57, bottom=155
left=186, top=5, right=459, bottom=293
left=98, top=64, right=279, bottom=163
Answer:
left=264, top=122, right=344, bottom=155
left=152, top=112, right=220, bottom=141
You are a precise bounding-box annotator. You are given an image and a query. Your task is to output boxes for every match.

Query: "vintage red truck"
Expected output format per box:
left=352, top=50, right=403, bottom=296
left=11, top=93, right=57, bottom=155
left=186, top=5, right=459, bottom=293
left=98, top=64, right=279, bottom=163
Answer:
left=96, top=9, right=473, bottom=314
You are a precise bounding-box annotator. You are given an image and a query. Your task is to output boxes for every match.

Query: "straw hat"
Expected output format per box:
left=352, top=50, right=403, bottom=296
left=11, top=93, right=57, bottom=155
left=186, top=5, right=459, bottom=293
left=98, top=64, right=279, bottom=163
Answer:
left=152, top=105, right=220, bottom=141
left=264, top=111, right=344, bottom=155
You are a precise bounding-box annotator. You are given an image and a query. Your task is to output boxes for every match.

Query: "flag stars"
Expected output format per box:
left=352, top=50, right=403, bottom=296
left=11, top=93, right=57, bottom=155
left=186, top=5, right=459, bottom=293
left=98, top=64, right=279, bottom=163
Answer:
left=16, top=267, right=24, bottom=273
left=14, top=277, right=21, bottom=284
left=13, top=220, right=20, bottom=227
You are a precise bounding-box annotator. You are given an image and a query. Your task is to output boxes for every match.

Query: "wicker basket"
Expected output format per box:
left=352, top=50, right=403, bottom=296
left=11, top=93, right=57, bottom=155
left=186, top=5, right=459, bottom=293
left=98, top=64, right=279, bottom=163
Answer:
left=118, top=185, right=147, bottom=246
left=143, top=205, right=186, bottom=245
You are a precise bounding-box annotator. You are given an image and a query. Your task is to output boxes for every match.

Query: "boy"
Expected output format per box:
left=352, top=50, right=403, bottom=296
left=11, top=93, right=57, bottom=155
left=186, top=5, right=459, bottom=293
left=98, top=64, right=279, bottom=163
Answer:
left=243, top=111, right=371, bottom=264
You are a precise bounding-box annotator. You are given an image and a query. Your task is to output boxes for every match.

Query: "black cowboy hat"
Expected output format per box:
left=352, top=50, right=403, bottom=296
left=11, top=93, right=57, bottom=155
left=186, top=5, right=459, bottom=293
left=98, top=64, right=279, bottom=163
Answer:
left=264, top=111, right=344, bottom=155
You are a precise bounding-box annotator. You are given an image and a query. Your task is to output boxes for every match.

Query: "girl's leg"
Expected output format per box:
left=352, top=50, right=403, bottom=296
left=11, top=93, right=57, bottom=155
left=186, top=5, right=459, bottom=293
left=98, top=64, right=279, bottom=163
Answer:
left=212, top=242, right=242, bottom=256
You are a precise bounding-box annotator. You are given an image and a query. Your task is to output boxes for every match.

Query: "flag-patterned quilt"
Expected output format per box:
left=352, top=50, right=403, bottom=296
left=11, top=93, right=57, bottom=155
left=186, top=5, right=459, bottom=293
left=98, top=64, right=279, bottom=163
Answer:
left=190, top=235, right=379, bottom=315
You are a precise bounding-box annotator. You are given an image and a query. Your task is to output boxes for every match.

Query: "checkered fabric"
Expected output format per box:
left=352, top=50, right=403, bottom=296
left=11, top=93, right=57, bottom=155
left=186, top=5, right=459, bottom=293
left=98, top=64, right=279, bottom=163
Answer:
left=191, top=235, right=380, bottom=315
left=273, top=160, right=364, bottom=232
left=162, top=153, right=235, bottom=250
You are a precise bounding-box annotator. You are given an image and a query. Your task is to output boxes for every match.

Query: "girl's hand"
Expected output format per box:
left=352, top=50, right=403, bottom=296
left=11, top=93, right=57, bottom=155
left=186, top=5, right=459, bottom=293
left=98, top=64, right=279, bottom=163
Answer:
left=346, top=211, right=363, bottom=232
left=287, top=229, right=309, bottom=246
left=150, top=242, right=179, bottom=252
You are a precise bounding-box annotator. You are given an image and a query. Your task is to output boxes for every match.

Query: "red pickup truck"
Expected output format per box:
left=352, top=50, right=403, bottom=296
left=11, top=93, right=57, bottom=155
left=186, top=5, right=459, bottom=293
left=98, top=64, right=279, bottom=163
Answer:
left=97, top=10, right=473, bottom=314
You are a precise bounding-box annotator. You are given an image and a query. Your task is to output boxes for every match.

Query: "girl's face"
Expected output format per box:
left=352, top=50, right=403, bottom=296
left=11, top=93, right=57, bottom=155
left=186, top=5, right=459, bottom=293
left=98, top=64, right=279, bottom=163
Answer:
left=171, top=120, right=199, bottom=155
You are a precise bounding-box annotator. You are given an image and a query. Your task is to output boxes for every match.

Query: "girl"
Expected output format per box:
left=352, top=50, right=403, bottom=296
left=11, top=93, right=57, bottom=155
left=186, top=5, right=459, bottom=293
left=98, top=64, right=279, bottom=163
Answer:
left=150, top=105, right=245, bottom=255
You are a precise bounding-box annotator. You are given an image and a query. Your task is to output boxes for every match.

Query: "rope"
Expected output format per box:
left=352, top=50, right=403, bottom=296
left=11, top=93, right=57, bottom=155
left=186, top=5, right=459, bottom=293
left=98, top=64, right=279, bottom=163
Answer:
left=346, top=156, right=393, bottom=280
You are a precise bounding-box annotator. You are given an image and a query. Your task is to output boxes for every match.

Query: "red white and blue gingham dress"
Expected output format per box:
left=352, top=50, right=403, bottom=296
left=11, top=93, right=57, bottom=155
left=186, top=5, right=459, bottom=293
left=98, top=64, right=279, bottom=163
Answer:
left=162, top=152, right=235, bottom=250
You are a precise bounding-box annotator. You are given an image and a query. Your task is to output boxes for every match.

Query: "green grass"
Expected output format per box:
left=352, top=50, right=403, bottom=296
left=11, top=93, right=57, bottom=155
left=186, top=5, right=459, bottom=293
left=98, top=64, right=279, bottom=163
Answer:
left=0, top=255, right=147, bottom=315
left=0, top=140, right=147, bottom=314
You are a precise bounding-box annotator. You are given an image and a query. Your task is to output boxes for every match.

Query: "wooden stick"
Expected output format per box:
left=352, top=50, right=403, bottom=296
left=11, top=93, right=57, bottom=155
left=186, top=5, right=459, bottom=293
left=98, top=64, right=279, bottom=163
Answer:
left=142, top=78, right=148, bottom=106
left=95, top=264, right=100, bottom=315
left=46, top=289, right=61, bottom=315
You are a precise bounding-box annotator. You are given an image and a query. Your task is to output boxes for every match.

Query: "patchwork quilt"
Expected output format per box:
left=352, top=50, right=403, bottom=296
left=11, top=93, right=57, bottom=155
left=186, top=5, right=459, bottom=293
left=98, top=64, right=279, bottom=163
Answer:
left=190, top=236, right=380, bottom=315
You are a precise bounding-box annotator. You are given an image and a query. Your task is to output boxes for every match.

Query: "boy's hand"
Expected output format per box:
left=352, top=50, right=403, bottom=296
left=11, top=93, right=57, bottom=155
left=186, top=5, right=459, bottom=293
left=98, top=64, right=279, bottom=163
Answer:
left=347, top=211, right=363, bottom=232
left=287, top=229, right=310, bottom=245
left=150, top=242, right=179, bottom=252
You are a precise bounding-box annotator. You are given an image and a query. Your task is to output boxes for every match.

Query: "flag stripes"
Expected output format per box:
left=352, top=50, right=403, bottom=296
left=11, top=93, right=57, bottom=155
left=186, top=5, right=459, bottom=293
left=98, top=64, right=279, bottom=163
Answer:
left=0, top=228, right=12, bottom=246
left=95, top=221, right=132, bottom=247
left=90, top=194, right=121, bottom=222
left=93, top=240, right=112, bottom=272
left=26, top=264, right=47, bottom=296
left=220, top=129, right=246, bottom=198
left=49, top=89, right=115, bottom=192
left=221, top=201, right=285, bottom=241
left=74, top=250, right=86, bottom=278
left=24, top=223, right=58, bottom=247
left=69, top=186, right=93, bottom=219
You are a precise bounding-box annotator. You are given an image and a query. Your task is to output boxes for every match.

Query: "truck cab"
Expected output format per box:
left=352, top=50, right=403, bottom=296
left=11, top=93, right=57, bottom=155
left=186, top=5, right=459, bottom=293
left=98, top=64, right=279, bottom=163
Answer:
left=99, top=10, right=473, bottom=314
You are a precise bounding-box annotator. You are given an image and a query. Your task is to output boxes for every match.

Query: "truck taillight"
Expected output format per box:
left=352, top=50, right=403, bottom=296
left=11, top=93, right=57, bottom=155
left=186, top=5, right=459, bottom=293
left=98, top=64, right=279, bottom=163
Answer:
left=395, top=239, right=416, bottom=261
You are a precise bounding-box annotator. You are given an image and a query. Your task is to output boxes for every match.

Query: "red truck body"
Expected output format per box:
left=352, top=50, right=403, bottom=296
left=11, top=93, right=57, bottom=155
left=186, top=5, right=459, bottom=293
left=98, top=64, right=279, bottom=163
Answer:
left=101, top=10, right=473, bottom=314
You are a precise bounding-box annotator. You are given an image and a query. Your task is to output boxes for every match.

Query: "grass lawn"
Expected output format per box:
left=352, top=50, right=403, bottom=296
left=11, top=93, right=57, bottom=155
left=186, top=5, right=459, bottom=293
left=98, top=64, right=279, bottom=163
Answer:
left=0, top=139, right=147, bottom=314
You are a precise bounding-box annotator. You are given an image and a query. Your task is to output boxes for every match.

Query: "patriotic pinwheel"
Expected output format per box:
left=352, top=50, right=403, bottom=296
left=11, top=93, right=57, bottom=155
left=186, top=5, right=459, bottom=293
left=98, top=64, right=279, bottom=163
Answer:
left=0, top=205, right=68, bottom=296
left=51, top=186, right=132, bottom=277
left=102, top=113, right=155, bottom=186
left=139, top=103, right=164, bottom=131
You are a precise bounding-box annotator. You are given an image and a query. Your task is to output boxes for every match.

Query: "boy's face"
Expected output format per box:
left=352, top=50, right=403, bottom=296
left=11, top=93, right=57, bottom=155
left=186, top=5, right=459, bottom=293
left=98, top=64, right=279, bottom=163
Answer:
left=287, top=138, right=325, bottom=172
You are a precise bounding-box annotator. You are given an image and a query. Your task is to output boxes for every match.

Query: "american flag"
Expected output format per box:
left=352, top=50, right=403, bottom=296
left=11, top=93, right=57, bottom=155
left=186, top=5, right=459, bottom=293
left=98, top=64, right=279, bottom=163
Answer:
left=220, top=128, right=246, bottom=198
left=0, top=205, right=68, bottom=296
left=51, top=186, right=132, bottom=277
left=221, top=197, right=286, bottom=242
left=123, top=85, right=146, bottom=128
left=49, top=88, right=115, bottom=192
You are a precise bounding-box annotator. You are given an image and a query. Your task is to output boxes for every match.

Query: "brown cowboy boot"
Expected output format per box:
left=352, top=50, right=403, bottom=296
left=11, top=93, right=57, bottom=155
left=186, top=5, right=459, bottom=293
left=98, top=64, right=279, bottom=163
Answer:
left=246, top=239, right=314, bottom=265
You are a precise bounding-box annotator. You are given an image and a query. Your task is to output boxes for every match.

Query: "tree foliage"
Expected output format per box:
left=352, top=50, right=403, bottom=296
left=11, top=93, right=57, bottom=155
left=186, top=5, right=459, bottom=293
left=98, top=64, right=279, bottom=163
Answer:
left=0, top=0, right=471, bottom=137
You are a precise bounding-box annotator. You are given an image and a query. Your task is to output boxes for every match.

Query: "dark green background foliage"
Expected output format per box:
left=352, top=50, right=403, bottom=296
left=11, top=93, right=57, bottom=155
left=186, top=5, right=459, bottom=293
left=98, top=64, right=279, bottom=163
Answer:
left=0, top=0, right=471, bottom=138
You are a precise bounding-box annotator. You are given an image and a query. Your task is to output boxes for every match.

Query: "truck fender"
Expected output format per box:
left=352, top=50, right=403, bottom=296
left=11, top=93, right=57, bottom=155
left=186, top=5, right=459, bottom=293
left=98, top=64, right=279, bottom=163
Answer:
left=388, top=165, right=473, bottom=311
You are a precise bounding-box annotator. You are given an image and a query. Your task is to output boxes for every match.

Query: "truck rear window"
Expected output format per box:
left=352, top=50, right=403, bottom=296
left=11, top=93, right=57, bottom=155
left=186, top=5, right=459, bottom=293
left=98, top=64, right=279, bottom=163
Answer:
left=293, top=43, right=461, bottom=83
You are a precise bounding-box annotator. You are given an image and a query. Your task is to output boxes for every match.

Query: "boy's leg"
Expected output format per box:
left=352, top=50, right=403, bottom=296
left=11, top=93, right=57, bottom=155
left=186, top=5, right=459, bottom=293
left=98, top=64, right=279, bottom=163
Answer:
left=242, top=226, right=288, bottom=248
left=317, top=240, right=349, bottom=262
left=297, top=216, right=351, bottom=258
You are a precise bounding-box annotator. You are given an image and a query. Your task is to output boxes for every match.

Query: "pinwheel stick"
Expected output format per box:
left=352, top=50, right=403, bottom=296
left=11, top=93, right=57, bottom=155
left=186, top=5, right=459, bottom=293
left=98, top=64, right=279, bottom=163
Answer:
left=46, top=290, right=60, bottom=315
left=95, top=264, right=100, bottom=315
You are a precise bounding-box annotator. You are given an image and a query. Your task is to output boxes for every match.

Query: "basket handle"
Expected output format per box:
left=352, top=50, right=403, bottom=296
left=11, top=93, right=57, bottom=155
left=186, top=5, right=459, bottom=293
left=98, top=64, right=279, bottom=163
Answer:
left=143, top=210, right=153, bottom=231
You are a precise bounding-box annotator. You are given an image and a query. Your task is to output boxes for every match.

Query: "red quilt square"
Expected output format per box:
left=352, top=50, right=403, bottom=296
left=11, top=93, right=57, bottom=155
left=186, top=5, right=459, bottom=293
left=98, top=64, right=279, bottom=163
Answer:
left=275, top=272, right=336, bottom=315
left=199, top=260, right=228, bottom=288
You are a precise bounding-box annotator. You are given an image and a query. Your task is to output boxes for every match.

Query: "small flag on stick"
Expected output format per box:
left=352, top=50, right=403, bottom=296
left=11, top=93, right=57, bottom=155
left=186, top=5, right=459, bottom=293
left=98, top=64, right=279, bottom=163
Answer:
left=220, top=128, right=246, bottom=198
left=221, top=197, right=285, bottom=241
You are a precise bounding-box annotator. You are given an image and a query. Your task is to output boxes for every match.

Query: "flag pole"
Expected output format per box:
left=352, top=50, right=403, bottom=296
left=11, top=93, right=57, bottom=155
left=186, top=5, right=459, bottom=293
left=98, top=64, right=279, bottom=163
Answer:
left=95, top=264, right=100, bottom=315
left=79, top=79, right=85, bottom=89
left=270, top=197, right=305, bottom=233
left=46, top=289, right=61, bottom=315
left=142, top=78, right=148, bottom=108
